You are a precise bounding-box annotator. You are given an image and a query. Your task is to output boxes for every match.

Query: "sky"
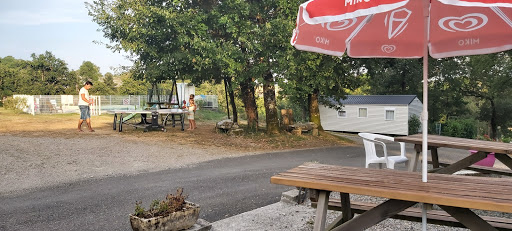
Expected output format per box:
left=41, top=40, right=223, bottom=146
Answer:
left=0, top=0, right=133, bottom=75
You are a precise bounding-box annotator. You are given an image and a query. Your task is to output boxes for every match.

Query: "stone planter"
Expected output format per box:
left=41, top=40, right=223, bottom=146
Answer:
left=130, top=201, right=200, bottom=231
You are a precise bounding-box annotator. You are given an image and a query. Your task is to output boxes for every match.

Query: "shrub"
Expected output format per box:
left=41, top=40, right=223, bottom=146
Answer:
left=441, top=118, right=477, bottom=139
left=3, top=97, right=28, bottom=114
left=502, top=137, right=511, bottom=143
left=133, top=188, right=188, bottom=219
left=408, top=114, right=421, bottom=135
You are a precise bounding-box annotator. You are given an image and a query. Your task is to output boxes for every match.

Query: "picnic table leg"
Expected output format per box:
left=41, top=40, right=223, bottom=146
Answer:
left=313, top=190, right=330, bottom=231
left=438, top=205, right=498, bottom=231
left=162, top=114, right=169, bottom=126
left=431, top=147, right=440, bottom=169
left=494, top=154, right=512, bottom=170
left=326, top=193, right=353, bottom=230
left=113, top=113, right=117, bottom=130
left=181, top=114, right=184, bottom=131
left=435, top=151, right=487, bottom=174
left=331, top=199, right=416, bottom=231
left=409, top=144, right=421, bottom=172
left=340, top=193, right=353, bottom=222
left=119, top=114, right=123, bottom=132
left=172, top=114, right=176, bottom=127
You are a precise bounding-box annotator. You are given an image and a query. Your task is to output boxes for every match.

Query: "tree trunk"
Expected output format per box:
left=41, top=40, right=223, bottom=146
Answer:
left=490, top=99, right=497, bottom=140
left=223, top=78, right=231, bottom=119
left=226, top=77, right=238, bottom=124
left=263, top=71, right=279, bottom=134
left=240, top=78, right=258, bottom=131
left=309, top=88, right=323, bottom=131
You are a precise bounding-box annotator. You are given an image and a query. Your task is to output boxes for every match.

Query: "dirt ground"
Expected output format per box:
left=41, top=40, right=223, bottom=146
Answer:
left=0, top=108, right=352, bottom=196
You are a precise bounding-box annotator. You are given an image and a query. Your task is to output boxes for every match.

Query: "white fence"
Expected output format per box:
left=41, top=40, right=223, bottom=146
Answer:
left=12, top=94, right=218, bottom=115
left=195, top=95, right=218, bottom=108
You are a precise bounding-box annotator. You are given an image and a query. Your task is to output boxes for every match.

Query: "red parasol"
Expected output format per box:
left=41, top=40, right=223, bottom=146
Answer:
left=293, top=0, right=512, bottom=59
left=291, top=0, right=512, bottom=228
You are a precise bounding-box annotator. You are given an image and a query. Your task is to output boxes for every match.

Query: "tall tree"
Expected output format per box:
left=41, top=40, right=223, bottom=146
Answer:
left=79, top=61, right=102, bottom=83
left=118, top=72, right=150, bottom=95
left=462, top=52, right=512, bottom=139
left=87, top=0, right=199, bottom=83
left=279, top=52, right=363, bottom=130
left=30, top=51, right=73, bottom=95
left=103, top=72, right=117, bottom=92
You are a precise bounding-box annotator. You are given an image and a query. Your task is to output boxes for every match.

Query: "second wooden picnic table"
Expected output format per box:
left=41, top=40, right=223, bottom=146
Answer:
left=395, top=134, right=512, bottom=174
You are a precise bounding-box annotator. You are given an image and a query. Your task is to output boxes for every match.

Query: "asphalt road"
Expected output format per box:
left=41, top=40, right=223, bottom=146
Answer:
left=0, top=145, right=370, bottom=231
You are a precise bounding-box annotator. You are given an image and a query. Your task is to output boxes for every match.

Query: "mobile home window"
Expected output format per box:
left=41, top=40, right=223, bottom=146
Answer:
left=337, top=110, right=347, bottom=118
left=358, top=108, right=367, bottom=118
left=386, top=110, right=395, bottom=120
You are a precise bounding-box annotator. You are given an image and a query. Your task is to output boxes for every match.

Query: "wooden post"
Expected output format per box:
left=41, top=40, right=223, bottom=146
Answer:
left=288, top=109, right=294, bottom=125
left=312, top=123, right=319, bottom=136
left=281, top=109, right=289, bottom=126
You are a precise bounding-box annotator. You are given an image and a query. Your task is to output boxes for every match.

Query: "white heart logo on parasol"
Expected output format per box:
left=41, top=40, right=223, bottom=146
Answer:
left=381, top=45, right=396, bottom=53
left=323, top=18, right=358, bottom=31
left=439, top=13, right=488, bottom=32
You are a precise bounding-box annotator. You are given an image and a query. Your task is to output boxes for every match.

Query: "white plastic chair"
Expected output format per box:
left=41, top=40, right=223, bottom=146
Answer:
left=358, top=133, right=409, bottom=169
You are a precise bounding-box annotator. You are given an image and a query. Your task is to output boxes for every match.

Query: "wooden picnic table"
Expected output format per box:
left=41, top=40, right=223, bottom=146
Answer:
left=395, top=134, right=512, bottom=174
left=271, top=163, right=512, bottom=231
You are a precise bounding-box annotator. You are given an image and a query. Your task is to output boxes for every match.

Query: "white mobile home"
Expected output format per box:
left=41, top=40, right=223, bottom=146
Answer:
left=320, top=95, right=422, bottom=135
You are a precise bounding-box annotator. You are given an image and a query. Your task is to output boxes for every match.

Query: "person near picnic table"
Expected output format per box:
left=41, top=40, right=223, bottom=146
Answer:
left=187, top=94, right=197, bottom=130
left=77, top=81, right=94, bottom=132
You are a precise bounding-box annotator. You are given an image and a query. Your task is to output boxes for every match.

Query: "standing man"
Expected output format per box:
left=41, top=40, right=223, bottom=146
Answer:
left=78, top=81, right=94, bottom=132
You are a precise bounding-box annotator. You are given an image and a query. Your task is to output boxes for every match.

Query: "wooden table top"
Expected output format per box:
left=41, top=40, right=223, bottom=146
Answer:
left=395, top=134, right=512, bottom=154
left=271, top=163, right=512, bottom=213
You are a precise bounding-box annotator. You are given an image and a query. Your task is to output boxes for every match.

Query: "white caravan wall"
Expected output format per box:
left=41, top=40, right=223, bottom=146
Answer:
left=320, top=104, right=410, bottom=135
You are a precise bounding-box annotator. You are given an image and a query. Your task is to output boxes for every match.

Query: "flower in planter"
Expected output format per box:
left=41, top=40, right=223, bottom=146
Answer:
left=134, top=188, right=189, bottom=219
left=130, top=188, right=200, bottom=231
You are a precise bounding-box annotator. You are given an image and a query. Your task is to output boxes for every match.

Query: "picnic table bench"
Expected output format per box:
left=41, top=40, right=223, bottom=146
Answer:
left=271, top=163, right=512, bottom=231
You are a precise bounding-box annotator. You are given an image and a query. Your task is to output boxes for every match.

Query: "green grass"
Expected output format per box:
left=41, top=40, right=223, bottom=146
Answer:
left=196, top=109, right=229, bottom=121
left=328, top=133, right=355, bottom=143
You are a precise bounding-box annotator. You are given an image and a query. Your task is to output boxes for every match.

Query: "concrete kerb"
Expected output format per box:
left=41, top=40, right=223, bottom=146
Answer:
left=210, top=189, right=316, bottom=231
left=208, top=189, right=318, bottom=231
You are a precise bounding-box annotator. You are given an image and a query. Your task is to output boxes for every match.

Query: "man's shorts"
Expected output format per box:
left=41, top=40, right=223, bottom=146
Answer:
left=79, top=105, right=90, bottom=120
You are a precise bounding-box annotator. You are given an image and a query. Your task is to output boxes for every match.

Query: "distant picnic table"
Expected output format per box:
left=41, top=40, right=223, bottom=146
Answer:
left=395, top=134, right=512, bottom=175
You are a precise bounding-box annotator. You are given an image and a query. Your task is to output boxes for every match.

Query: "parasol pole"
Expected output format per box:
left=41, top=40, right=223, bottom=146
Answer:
left=422, top=0, right=429, bottom=184
left=422, top=0, right=430, bottom=230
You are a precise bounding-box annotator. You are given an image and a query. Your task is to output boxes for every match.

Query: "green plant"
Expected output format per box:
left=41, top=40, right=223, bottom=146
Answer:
left=477, top=134, right=492, bottom=141
left=3, top=96, right=28, bottom=114
left=134, top=201, right=145, bottom=217
left=502, top=137, right=510, bottom=143
left=196, top=110, right=228, bottom=121
left=408, top=114, right=421, bottom=135
left=134, top=188, right=188, bottom=219
left=195, top=99, right=207, bottom=109
left=441, top=118, right=477, bottom=139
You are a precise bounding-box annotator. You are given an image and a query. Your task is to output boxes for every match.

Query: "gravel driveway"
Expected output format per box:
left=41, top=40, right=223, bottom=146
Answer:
left=0, top=134, right=260, bottom=196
